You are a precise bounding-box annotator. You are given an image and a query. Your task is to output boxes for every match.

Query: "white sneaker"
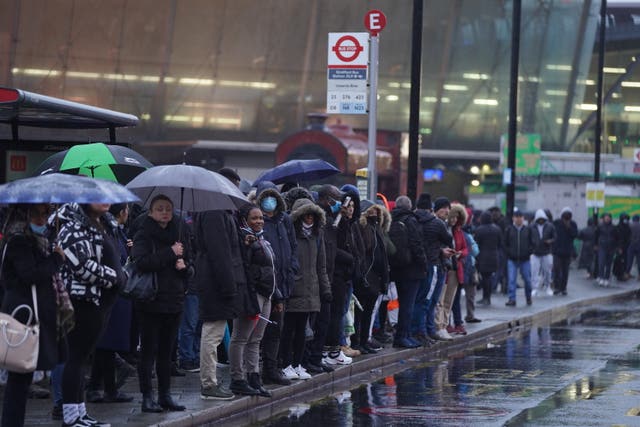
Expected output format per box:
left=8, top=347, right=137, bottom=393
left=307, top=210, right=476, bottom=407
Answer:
left=282, top=365, right=300, bottom=380
left=436, top=329, right=454, bottom=341
left=294, top=365, right=312, bottom=380
left=545, top=287, right=554, bottom=296
left=531, top=289, right=538, bottom=297
left=603, top=279, right=610, bottom=287
left=324, top=351, right=352, bottom=365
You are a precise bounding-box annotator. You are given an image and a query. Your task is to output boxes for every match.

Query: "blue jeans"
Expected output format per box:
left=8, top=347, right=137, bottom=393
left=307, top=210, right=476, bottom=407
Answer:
left=508, top=260, right=532, bottom=302
left=411, top=265, right=437, bottom=336
left=598, top=247, right=614, bottom=279
left=51, top=363, right=65, bottom=407
left=178, top=293, right=201, bottom=364
left=394, top=279, right=421, bottom=340
left=426, top=268, right=446, bottom=336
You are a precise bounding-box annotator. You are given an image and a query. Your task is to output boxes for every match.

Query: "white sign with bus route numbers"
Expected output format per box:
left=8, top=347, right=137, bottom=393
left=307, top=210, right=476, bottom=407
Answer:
left=327, top=32, right=368, bottom=115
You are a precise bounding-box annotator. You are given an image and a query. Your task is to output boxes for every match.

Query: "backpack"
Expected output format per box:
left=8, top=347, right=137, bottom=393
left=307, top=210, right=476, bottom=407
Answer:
left=388, top=220, right=412, bottom=267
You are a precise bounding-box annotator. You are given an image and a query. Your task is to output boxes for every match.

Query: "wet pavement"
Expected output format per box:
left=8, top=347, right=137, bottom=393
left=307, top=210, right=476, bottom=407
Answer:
left=256, top=304, right=640, bottom=427
left=7, top=270, right=640, bottom=426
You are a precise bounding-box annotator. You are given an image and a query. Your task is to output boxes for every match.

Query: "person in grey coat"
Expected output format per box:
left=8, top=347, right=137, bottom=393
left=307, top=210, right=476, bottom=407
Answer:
left=279, top=199, right=331, bottom=381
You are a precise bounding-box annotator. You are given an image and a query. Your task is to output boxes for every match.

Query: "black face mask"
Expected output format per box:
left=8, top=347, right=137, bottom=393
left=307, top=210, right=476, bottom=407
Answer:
left=367, top=216, right=379, bottom=225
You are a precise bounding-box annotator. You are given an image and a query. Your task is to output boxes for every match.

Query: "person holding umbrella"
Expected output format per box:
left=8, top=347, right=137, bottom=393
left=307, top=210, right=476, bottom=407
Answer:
left=57, top=202, right=127, bottom=427
left=0, top=204, right=66, bottom=427
left=131, top=195, right=192, bottom=413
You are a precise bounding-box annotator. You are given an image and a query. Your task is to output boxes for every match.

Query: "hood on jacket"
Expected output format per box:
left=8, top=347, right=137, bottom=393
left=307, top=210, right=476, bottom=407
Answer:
left=534, top=209, right=548, bottom=222
left=290, top=198, right=326, bottom=232
left=449, top=203, right=468, bottom=227
left=560, top=206, right=572, bottom=217
left=256, top=185, right=286, bottom=216
left=480, top=211, right=493, bottom=225
left=340, top=184, right=361, bottom=222
left=359, top=202, right=391, bottom=233
left=283, top=187, right=314, bottom=212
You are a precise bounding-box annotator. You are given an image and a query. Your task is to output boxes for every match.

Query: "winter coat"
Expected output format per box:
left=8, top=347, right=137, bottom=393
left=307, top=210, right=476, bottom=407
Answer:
left=552, top=218, right=578, bottom=257
left=132, top=215, right=191, bottom=314
left=339, top=186, right=367, bottom=286
left=504, top=224, right=533, bottom=261
left=256, top=183, right=299, bottom=300
left=474, top=212, right=503, bottom=273
left=56, top=204, right=123, bottom=306
left=287, top=199, right=331, bottom=313
left=530, top=209, right=556, bottom=256
left=462, top=231, right=479, bottom=285
left=415, top=209, right=452, bottom=269
left=97, top=225, right=132, bottom=352
left=321, top=205, right=339, bottom=280
left=0, top=230, right=64, bottom=370
left=239, top=227, right=278, bottom=300
left=449, top=204, right=469, bottom=284
left=389, top=208, right=427, bottom=281
left=595, top=221, right=619, bottom=251
left=195, top=210, right=257, bottom=322
left=578, top=224, right=596, bottom=269
left=358, top=204, right=391, bottom=296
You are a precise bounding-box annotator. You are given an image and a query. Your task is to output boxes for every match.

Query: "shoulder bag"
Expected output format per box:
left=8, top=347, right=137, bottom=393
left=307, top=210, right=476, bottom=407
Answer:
left=0, top=244, right=40, bottom=373
left=121, top=240, right=157, bottom=302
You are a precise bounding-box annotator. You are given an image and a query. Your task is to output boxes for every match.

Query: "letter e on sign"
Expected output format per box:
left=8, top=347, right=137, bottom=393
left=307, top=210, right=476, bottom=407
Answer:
left=364, top=10, right=386, bottom=36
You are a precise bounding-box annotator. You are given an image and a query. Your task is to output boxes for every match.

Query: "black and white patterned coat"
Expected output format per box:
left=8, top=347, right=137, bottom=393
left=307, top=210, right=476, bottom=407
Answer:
left=55, top=203, right=119, bottom=305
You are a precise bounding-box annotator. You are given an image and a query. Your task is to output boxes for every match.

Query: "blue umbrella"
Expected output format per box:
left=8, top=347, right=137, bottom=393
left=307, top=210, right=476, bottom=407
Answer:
left=253, top=159, right=340, bottom=186
left=0, top=173, right=140, bottom=204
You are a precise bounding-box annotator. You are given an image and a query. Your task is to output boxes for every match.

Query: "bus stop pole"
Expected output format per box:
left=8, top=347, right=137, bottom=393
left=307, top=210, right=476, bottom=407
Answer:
left=367, top=33, right=379, bottom=202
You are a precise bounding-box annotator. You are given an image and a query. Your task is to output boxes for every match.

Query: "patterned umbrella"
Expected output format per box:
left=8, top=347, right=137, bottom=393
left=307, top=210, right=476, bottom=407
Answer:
left=125, top=164, right=249, bottom=211
left=0, top=173, right=140, bottom=204
left=34, top=142, right=153, bottom=183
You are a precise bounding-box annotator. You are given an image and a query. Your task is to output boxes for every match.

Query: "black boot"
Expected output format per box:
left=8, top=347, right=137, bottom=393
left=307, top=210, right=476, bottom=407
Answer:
left=141, top=393, right=163, bottom=413
left=248, top=372, right=272, bottom=397
left=230, top=379, right=260, bottom=396
left=158, top=391, right=186, bottom=411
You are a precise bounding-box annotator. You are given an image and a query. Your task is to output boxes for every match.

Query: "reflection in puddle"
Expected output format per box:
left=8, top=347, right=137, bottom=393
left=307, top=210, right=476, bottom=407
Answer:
left=256, top=304, right=640, bottom=427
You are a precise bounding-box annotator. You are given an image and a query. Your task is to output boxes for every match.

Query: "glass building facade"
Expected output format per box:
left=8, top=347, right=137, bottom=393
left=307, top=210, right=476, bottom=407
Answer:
left=1, top=0, right=638, bottom=157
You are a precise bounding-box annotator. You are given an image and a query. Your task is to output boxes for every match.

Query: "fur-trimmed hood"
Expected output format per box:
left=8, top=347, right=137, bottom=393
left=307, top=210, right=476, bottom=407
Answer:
left=448, top=203, right=468, bottom=227
left=359, top=203, right=391, bottom=233
left=284, top=187, right=314, bottom=212
left=255, top=183, right=286, bottom=216
left=290, top=198, right=326, bottom=233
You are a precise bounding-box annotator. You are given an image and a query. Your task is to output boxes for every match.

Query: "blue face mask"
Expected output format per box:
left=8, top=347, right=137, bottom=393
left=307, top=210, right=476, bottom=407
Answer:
left=30, top=223, right=47, bottom=235
left=261, top=197, right=277, bottom=213
left=330, top=200, right=342, bottom=214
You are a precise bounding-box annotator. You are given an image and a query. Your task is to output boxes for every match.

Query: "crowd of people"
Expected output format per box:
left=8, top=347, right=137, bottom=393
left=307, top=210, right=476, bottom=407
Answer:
left=0, top=167, right=638, bottom=427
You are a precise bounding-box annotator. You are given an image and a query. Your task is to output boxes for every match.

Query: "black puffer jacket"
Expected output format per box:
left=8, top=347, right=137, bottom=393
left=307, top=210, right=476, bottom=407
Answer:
left=389, top=208, right=427, bottom=281
left=358, top=204, right=390, bottom=295
left=239, top=227, right=279, bottom=300
left=132, top=216, right=191, bottom=314
left=415, top=209, right=452, bottom=268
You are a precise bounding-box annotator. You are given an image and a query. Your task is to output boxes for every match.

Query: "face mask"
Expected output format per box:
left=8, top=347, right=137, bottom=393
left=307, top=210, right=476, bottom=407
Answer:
left=367, top=216, right=378, bottom=224
left=30, top=223, right=47, bottom=235
left=302, top=222, right=314, bottom=229
left=261, top=197, right=277, bottom=213
left=330, top=201, right=342, bottom=214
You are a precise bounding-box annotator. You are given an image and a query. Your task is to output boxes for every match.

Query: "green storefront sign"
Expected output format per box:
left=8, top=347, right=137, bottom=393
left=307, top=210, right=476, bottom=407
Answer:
left=500, top=133, right=541, bottom=175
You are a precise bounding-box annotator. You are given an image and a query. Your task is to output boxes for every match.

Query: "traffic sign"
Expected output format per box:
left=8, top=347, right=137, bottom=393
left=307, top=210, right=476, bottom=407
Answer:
left=364, top=10, right=387, bottom=36
left=327, top=32, right=368, bottom=115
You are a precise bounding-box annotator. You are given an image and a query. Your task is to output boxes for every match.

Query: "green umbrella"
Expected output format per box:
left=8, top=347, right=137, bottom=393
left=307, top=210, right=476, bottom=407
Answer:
left=34, top=142, right=153, bottom=183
